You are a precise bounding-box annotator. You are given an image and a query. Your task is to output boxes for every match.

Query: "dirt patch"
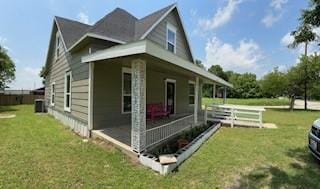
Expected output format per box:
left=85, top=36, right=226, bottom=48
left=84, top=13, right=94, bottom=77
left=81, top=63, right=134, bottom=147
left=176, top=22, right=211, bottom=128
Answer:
left=0, top=114, right=16, bottom=119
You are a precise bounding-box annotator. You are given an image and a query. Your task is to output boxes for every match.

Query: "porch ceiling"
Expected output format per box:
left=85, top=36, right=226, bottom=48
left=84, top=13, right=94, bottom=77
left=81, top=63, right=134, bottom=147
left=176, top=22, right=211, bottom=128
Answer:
left=82, top=39, right=232, bottom=88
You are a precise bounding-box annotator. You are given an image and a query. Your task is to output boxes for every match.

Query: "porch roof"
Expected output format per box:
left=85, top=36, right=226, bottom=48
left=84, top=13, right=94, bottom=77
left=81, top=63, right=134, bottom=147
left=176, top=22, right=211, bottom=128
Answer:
left=81, top=39, right=232, bottom=88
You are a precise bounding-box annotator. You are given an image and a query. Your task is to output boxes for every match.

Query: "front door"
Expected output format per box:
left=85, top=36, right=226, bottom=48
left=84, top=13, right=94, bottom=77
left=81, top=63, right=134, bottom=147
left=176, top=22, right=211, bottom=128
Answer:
left=166, top=81, right=175, bottom=114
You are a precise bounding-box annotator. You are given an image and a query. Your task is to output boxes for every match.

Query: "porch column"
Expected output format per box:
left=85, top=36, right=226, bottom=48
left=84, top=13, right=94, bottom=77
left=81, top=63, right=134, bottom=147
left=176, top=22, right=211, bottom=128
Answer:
left=213, top=83, right=216, bottom=99
left=194, top=77, right=199, bottom=124
left=88, top=62, right=94, bottom=137
left=131, top=59, right=146, bottom=153
left=223, top=86, right=227, bottom=104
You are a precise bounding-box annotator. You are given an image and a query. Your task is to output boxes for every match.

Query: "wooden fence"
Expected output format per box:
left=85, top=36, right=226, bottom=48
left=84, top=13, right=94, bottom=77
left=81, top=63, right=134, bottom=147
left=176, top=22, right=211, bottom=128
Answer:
left=205, top=104, right=265, bottom=128
left=0, top=94, right=44, bottom=105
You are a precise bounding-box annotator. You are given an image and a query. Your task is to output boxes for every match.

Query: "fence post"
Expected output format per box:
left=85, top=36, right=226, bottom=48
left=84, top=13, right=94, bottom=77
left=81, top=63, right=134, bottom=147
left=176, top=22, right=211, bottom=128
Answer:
left=231, top=108, right=234, bottom=128
left=259, top=111, right=263, bottom=128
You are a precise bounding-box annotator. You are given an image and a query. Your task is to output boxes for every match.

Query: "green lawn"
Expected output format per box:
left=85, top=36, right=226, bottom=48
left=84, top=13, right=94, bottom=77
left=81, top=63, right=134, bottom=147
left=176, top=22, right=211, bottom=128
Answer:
left=1, top=105, right=320, bottom=188
left=203, top=97, right=290, bottom=106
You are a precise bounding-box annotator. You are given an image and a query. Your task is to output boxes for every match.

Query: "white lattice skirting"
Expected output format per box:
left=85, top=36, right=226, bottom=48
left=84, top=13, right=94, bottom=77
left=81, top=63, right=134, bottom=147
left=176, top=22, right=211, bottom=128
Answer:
left=48, top=108, right=89, bottom=137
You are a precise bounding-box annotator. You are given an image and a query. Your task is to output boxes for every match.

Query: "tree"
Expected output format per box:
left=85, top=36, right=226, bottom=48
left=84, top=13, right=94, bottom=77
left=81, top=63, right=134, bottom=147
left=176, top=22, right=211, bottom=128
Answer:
left=301, top=0, right=320, bottom=30
left=290, top=0, right=319, bottom=110
left=208, top=65, right=228, bottom=81
left=39, top=66, right=47, bottom=85
left=0, top=45, right=15, bottom=89
left=195, top=59, right=205, bottom=69
left=285, top=54, right=320, bottom=111
left=260, top=67, right=288, bottom=98
left=228, top=72, right=261, bottom=98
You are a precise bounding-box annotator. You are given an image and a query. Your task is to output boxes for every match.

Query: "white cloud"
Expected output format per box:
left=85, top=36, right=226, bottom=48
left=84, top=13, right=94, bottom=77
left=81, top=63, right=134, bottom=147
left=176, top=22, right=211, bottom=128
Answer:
left=204, top=37, right=264, bottom=73
left=270, top=0, right=288, bottom=10
left=261, top=12, right=282, bottom=28
left=198, top=0, right=243, bottom=30
left=261, top=0, right=288, bottom=27
left=0, top=36, right=10, bottom=51
left=280, top=32, right=294, bottom=47
left=8, top=67, right=42, bottom=90
left=77, top=12, right=90, bottom=24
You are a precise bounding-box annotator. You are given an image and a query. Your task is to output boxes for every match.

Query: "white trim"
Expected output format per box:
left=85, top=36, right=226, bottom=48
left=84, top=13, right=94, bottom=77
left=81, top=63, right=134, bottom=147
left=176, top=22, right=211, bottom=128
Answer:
left=174, top=5, right=195, bottom=62
left=140, top=4, right=177, bottom=39
left=55, top=31, right=63, bottom=60
left=67, top=33, right=126, bottom=52
left=166, top=22, right=177, bottom=54
left=122, top=67, right=132, bottom=114
left=50, top=82, right=55, bottom=106
left=64, top=71, right=72, bottom=112
left=54, top=17, right=68, bottom=51
left=82, top=40, right=232, bottom=88
left=88, top=63, right=94, bottom=131
left=188, top=80, right=195, bottom=106
left=164, top=78, right=176, bottom=114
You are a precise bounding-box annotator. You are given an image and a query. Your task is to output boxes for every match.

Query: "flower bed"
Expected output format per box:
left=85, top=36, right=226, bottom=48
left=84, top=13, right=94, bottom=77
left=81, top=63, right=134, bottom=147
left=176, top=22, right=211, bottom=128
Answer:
left=149, top=124, right=211, bottom=157
left=139, top=123, right=221, bottom=175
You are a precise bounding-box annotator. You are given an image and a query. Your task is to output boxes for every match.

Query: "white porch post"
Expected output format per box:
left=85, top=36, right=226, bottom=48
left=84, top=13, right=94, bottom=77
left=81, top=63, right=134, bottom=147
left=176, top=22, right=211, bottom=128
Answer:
left=88, top=62, right=94, bottom=137
left=213, top=83, right=216, bottom=99
left=194, top=77, right=199, bottom=124
left=223, top=86, right=227, bottom=104
left=131, top=59, right=146, bottom=153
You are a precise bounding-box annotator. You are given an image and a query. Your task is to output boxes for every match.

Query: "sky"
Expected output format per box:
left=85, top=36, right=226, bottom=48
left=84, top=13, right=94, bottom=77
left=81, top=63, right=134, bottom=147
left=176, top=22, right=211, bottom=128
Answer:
left=0, top=0, right=315, bottom=89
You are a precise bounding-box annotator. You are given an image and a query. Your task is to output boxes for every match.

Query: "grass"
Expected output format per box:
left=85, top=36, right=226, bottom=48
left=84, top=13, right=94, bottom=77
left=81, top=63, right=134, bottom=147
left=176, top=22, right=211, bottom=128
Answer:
left=203, top=97, right=290, bottom=106
left=1, top=105, right=320, bottom=188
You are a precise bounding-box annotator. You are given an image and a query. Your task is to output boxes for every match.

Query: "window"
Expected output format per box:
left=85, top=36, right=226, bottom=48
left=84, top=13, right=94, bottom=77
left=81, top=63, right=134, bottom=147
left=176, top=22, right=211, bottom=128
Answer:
left=64, top=72, right=72, bottom=112
left=55, top=32, right=62, bottom=59
left=166, top=23, right=176, bottom=53
left=50, top=82, right=55, bottom=106
left=188, top=81, right=195, bottom=105
left=122, top=68, right=131, bottom=113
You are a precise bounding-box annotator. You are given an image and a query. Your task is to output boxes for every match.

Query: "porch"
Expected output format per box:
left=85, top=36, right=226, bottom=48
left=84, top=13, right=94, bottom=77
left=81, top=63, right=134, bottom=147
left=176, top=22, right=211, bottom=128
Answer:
left=84, top=40, right=232, bottom=153
left=93, top=112, right=204, bottom=151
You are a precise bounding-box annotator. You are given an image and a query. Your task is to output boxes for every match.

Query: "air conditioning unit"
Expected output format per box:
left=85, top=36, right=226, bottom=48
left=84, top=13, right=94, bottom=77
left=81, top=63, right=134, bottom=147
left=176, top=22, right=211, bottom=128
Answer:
left=34, top=99, right=45, bottom=113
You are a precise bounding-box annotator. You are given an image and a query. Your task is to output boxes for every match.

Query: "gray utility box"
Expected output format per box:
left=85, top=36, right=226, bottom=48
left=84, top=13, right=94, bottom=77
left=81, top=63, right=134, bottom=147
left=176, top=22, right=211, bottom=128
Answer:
left=34, top=99, right=45, bottom=113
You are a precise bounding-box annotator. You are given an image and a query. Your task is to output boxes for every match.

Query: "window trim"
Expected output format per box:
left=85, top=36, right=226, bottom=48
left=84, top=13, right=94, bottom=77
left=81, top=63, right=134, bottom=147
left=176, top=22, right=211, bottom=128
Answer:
left=64, top=71, right=72, bottom=112
left=188, top=80, right=195, bottom=106
left=122, top=67, right=132, bottom=114
left=55, top=31, right=62, bottom=60
left=50, top=82, right=55, bottom=106
left=166, top=22, right=177, bottom=54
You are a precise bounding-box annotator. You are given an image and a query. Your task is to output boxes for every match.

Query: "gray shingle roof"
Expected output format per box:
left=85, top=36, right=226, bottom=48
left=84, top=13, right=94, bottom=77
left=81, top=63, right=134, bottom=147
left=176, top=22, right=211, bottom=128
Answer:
left=54, top=3, right=176, bottom=49
left=55, top=16, right=92, bottom=49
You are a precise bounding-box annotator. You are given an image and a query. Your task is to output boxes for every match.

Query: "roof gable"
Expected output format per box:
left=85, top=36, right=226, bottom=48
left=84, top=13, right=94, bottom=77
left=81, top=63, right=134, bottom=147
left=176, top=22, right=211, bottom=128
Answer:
left=55, top=16, right=91, bottom=49
left=134, top=4, right=175, bottom=40
left=141, top=6, right=194, bottom=61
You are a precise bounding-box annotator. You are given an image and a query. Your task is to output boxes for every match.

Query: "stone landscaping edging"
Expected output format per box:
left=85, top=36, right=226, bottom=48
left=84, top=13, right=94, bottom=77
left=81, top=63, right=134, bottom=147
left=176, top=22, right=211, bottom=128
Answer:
left=139, top=123, right=221, bottom=175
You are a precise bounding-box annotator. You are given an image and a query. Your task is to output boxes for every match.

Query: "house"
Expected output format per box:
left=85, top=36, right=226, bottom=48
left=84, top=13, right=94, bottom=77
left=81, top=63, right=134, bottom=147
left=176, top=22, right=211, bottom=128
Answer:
left=42, top=3, right=232, bottom=153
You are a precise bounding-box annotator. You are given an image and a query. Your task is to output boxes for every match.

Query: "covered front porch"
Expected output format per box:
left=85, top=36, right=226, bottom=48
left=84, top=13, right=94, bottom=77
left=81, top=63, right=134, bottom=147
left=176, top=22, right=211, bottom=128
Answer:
left=84, top=40, right=232, bottom=153
left=96, top=112, right=204, bottom=148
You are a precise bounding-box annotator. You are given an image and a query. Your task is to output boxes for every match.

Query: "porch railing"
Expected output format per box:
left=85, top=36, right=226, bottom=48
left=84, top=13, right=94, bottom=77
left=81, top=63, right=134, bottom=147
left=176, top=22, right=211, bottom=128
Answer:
left=146, top=114, right=194, bottom=148
left=205, top=104, right=265, bottom=128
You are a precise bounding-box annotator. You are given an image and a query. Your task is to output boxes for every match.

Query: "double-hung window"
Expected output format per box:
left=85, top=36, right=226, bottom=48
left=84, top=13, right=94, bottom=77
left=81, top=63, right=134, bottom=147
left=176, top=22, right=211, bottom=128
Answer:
left=51, top=82, right=55, bottom=106
left=122, top=68, right=131, bottom=114
left=188, top=81, right=195, bottom=105
left=55, top=32, right=62, bottom=59
left=64, top=71, right=72, bottom=112
left=166, top=22, right=176, bottom=53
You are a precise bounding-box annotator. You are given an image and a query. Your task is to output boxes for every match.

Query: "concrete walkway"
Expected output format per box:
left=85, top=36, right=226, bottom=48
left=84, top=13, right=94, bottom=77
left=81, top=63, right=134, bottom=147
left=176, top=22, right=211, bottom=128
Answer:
left=264, top=99, right=320, bottom=110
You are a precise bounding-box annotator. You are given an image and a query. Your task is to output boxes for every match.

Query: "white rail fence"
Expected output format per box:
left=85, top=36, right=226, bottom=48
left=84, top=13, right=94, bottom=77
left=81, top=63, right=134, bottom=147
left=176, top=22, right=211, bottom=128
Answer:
left=146, top=115, right=194, bottom=148
left=205, top=104, right=265, bottom=128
